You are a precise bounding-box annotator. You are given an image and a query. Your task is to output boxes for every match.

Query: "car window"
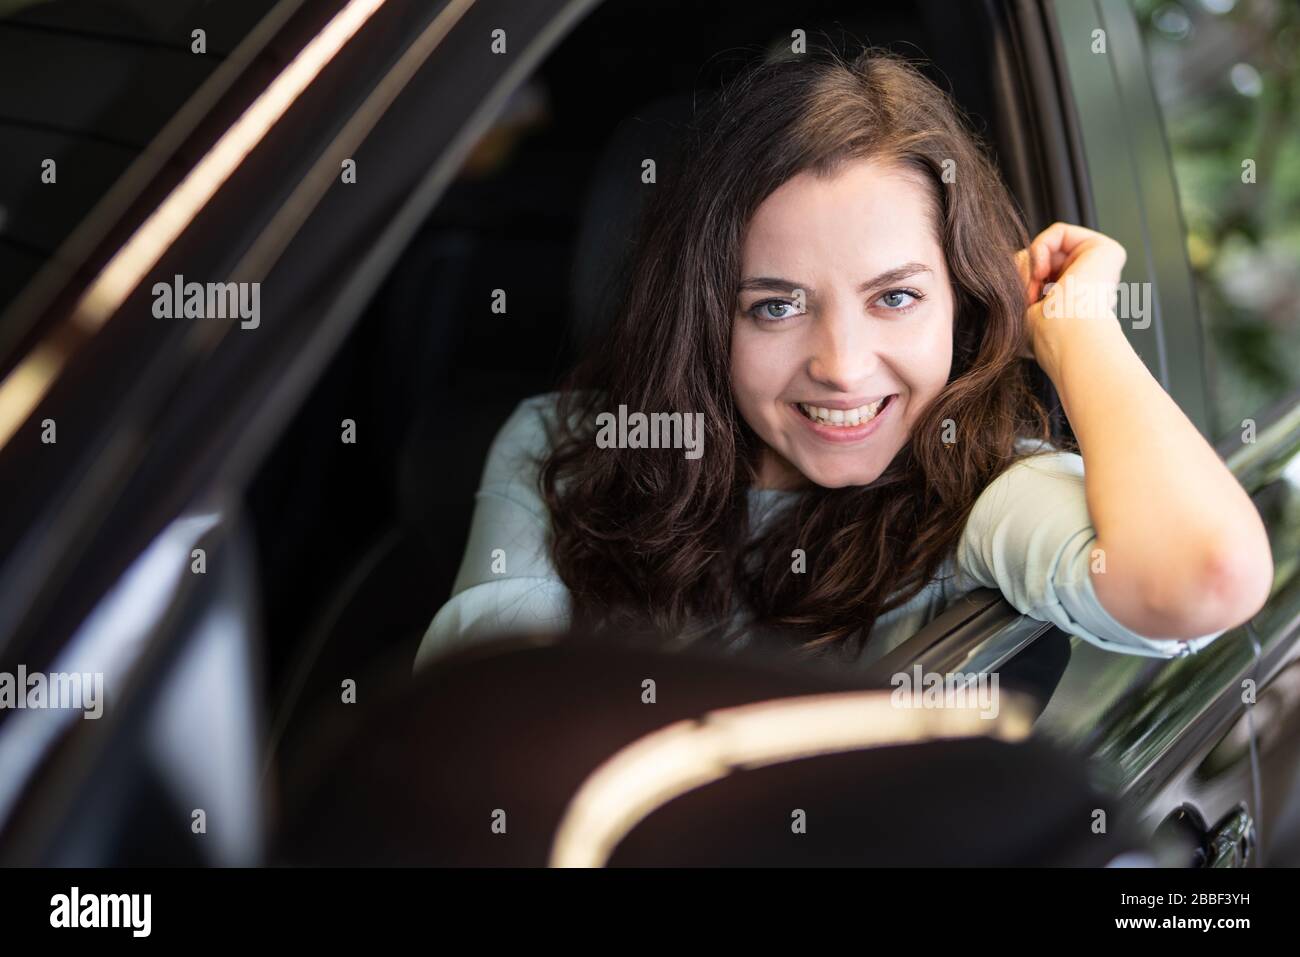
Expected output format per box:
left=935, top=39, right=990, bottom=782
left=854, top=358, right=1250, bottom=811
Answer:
left=1134, top=0, right=1300, bottom=440
left=0, top=0, right=279, bottom=318
left=249, top=0, right=1067, bottom=760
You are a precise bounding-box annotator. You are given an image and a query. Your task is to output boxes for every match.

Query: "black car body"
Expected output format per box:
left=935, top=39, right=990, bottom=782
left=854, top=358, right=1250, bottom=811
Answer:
left=0, top=0, right=1298, bottom=866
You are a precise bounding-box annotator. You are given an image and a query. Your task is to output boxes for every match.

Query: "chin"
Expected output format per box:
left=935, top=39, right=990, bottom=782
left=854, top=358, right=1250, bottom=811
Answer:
left=796, top=459, right=887, bottom=490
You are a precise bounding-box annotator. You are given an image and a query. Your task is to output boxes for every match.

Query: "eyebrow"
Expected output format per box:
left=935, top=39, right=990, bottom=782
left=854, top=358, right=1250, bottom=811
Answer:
left=737, top=262, right=933, bottom=297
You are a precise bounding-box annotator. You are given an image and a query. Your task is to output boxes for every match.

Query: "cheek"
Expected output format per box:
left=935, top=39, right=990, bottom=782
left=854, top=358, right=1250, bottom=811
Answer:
left=923, top=336, right=954, bottom=393
left=894, top=314, right=956, bottom=403
left=730, top=326, right=790, bottom=404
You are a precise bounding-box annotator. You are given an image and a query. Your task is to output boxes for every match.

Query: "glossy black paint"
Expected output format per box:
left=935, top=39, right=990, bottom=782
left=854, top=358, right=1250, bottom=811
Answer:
left=0, top=0, right=1295, bottom=865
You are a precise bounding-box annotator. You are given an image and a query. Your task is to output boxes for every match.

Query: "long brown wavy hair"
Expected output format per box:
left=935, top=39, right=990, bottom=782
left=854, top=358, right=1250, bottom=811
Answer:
left=539, top=47, right=1060, bottom=664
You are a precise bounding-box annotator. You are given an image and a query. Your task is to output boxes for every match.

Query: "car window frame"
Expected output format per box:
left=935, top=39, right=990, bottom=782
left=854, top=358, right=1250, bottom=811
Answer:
left=0, top=0, right=587, bottom=668
left=0, top=0, right=313, bottom=372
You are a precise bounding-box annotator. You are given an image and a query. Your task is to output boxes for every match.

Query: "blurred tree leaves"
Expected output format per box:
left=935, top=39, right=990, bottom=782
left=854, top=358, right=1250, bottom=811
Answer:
left=1136, top=0, right=1300, bottom=436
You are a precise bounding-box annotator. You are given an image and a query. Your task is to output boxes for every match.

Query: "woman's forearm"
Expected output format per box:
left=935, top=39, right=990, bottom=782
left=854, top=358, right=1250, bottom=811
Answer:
left=1039, top=311, right=1273, bottom=639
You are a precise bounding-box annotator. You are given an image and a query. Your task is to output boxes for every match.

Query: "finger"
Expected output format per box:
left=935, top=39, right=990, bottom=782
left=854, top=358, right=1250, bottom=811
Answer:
left=1032, top=239, right=1055, bottom=283
left=1017, top=248, right=1050, bottom=304
left=1014, top=249, right=1037, bottom=303
left=1029, top=221, right=1109, bottom=263
left=1014, top=248, right=1030, bottom=285
left=1050, top=248, right=1068, bottom=276
left=1033, top=242, right=1079, bottom=287
left=1026, top=242, right=1042, bottom=283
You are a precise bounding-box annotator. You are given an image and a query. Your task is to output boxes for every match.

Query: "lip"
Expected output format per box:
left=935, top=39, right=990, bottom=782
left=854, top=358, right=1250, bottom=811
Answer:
left=789, top=394, right=898, bottom=444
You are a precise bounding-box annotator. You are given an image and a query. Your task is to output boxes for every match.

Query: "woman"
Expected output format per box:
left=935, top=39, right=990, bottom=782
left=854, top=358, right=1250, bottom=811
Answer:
left=414, top=48, right=1272, bottom=673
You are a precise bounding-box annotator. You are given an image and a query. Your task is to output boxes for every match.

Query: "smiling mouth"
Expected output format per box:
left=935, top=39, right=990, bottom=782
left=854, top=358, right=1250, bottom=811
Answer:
left=795, top=395, right=896, bottom=427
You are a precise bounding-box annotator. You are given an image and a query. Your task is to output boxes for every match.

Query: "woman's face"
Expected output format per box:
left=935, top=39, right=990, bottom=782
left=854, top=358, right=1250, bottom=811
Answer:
left=731, top=158, right=956, bottom=489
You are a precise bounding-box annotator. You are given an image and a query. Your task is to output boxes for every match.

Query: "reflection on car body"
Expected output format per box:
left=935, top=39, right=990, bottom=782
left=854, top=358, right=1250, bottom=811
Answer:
left=0, top=0, right=1297, bottom=869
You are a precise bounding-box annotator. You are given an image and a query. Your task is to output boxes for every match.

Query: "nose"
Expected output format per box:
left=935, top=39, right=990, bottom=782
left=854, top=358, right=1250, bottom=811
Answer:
left=806, top=300, right=881, bottom=390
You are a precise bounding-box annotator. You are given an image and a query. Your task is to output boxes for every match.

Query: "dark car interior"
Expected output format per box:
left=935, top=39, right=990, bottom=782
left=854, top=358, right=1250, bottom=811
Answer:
left=241, top=0, right=1074, bottom=780
left=0, top=0, right=1101, bottom=866
left=0, top=0, right=274, bottom=360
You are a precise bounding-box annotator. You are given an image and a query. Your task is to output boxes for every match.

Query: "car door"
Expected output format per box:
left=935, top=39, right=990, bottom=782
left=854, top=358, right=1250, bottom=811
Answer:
left=1127, top=0, right=1300, bottom=865
left=1044, top=0, right=1300, bottom=867
left=876, top=0, right=1300, bottom=866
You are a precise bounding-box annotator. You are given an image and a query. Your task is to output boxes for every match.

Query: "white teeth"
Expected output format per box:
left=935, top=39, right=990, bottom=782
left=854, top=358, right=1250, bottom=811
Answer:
left=797, top=397, right=889, bottom=426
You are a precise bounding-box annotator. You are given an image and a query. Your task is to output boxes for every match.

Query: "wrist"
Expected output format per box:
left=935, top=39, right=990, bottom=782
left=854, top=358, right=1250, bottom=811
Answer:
left=1033, top=309, right=1130, bottom=384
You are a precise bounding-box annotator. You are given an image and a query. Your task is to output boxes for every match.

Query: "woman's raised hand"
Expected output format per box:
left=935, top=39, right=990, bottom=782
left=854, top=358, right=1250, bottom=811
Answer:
left=1014, top=222, right=1128, bottom=372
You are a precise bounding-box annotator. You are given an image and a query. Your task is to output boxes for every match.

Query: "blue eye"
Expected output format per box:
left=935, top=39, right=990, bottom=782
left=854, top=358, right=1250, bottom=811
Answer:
left=749, top=299, right=801, bottom=322
left=876, top=288, right=924, bottom=311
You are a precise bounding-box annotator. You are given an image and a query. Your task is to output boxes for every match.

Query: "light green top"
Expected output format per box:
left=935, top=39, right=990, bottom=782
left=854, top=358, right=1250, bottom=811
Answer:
left=414, top=393, right=1227, bottom=672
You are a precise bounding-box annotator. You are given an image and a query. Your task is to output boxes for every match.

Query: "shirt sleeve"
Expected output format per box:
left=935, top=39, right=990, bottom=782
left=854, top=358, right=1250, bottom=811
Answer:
left=954, top=447, right=1229, bottom=659
left=413, top=394, right=572, bottom=671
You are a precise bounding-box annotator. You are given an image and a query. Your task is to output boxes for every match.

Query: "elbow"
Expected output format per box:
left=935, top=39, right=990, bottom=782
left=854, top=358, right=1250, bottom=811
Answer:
left=1144, top=526, right=1274, bottom=639
left=1199, top=526, right=1274, bottom=627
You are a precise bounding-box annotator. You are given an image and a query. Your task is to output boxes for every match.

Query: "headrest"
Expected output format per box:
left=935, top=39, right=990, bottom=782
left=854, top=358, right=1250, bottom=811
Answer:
left=567, top=94, right=697, bottom=351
